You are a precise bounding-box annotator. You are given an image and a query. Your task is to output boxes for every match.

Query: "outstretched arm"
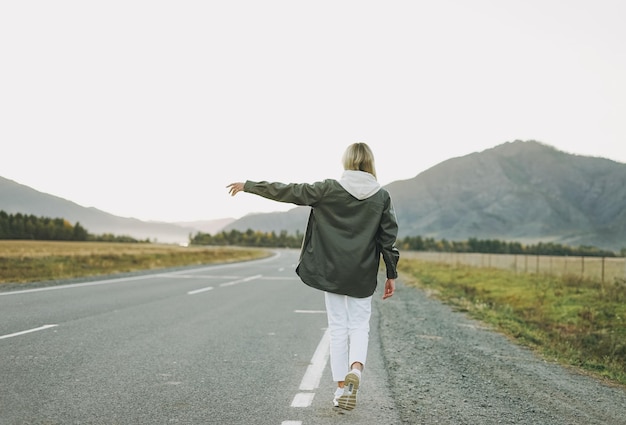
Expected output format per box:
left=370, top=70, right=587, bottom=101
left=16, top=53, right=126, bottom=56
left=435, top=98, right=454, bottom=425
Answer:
left=227, top=182, right=245, bottom=196
left=227, top=180, right=327, bottom=206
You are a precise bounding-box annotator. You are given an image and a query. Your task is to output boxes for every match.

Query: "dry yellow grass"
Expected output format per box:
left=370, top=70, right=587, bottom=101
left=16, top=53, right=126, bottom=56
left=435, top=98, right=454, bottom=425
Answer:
left=403, top=251, right=626, bottom=283
left=0, top=240, right=211, bottom=257
left=0, top=241, right=271, bottom=284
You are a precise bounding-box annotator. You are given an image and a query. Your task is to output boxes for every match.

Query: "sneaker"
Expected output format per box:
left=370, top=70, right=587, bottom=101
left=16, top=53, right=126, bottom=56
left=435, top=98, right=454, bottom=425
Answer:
left=333, top=387, right=344, bottom=407
left=336, top=369, right=360, bottom=410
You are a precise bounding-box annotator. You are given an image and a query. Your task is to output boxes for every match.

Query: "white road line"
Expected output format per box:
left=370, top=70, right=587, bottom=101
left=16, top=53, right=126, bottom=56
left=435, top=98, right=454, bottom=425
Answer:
left=294, top=310, right=326, bottom=314
left=0, top=324, right=58, bottom=340
left=260, top=276, right=300, bottom=281
left=298, top=328, right=330, bottom=391
left=164, top=275, right=240, bottom=280
left=281, top=421, right=302, bottom=425
left=187, top=286, right=215, bottom=295
left=219, top=274, right=262, bottom=287
left=188, top=274, right=262, bottom=295
left=290, top=328, right=330, bottom=408
left=0, top=275, right=155, bottom=296
left=290, top=392, right=315, bottom=408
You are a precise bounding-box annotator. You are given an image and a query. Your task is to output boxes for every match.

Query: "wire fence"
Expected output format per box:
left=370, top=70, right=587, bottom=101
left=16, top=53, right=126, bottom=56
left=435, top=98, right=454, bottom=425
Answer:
left=402, top=251, right=626, bottom=283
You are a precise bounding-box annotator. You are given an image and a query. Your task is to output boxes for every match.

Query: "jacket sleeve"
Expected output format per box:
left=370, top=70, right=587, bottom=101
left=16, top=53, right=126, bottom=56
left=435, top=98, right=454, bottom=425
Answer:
left=243, top=180, right=328, bottom=206
left=377, top=194, right=400, bottom=279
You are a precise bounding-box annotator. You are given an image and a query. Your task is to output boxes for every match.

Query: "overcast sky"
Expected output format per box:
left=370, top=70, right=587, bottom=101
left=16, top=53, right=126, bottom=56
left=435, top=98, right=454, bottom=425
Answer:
left=1, top=1, right=625, bottom=223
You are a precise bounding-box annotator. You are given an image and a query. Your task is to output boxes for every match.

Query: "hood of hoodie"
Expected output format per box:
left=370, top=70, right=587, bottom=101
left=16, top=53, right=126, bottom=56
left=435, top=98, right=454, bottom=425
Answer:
left=338, top=170, right=381, bottom=200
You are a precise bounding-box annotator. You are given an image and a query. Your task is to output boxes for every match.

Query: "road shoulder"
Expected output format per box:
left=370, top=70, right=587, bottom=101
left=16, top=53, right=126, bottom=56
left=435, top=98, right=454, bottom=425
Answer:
left=375, top=279, right=626, bottom=425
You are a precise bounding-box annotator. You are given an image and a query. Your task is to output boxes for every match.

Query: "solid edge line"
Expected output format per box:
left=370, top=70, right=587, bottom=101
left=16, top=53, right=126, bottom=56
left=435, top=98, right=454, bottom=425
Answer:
left=0, top=324, right=58, bottom=340
left=0, top=275, right=155, bottom=297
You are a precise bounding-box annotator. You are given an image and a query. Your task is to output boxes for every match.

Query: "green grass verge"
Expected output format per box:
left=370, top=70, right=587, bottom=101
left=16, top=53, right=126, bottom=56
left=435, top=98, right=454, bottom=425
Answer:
left=398, top=259, right=626, bottom=386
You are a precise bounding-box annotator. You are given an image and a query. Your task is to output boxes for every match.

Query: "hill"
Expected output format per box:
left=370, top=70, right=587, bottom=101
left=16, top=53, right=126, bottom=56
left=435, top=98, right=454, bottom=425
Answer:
left=3, top=140, right=624, bottom=251
left=224, top=140, right=626, bottom=252
left=0, top=177, right=226, bottom=244
left=222, top=206, right=310, bottom=235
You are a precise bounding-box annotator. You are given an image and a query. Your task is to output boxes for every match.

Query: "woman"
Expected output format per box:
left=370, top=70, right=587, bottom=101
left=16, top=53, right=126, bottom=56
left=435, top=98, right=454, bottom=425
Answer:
left=227, top=142, right=399, bottom=410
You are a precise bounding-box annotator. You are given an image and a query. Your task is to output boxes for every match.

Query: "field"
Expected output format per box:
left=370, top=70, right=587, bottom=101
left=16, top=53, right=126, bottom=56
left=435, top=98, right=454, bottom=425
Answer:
left=0, top=241, right=270, bottom=285
left=404, top=251, right=626, bottom=283
left=398, top=257, right=626, bottom=386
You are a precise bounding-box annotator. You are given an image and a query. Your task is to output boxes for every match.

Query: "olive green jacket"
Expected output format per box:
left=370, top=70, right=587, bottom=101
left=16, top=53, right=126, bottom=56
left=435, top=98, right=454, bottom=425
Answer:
left=244, top=173, right=399, bottom=298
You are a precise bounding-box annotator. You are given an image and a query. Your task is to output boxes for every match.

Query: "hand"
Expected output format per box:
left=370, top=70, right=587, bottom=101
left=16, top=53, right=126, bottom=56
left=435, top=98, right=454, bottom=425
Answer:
left=382, top=278, right=395, bottom=300
left=227, top=182, right=245, bottom=196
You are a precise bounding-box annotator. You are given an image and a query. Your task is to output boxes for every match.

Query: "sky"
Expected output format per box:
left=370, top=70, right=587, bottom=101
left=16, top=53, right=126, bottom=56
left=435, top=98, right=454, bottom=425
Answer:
left=1, top=1, right=625, bottom=223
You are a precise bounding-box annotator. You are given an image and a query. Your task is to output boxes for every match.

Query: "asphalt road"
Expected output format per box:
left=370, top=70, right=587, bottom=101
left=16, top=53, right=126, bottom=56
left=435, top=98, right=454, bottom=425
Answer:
left=4, top=248, right=626, bottom=425
left=0, top=249, right=397, bottom=425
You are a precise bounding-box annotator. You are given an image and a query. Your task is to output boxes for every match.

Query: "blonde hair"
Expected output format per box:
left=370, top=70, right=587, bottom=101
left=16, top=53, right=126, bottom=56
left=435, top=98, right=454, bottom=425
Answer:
left=342, top=142, right=377, bottom=179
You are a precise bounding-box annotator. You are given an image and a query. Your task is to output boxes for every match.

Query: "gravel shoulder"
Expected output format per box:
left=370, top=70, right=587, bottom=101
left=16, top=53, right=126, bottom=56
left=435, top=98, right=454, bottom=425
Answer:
left=375, top=278, right=626, bottom=425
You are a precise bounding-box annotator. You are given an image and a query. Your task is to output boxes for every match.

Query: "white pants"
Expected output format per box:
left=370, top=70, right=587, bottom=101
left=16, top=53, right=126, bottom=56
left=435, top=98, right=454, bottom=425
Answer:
left=324, top=291, right=373, bottom=382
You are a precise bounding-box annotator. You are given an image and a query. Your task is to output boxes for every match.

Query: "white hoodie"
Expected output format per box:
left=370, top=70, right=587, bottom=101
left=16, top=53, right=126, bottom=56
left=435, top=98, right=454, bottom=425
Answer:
left=338, top=170, right=381, bottom=200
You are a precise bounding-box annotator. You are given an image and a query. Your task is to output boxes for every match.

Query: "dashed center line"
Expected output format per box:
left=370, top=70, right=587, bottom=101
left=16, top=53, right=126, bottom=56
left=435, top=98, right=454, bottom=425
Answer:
left=165, top=274, right=240, bottom=280
left=187, top=274, right=262, bottom=295
left=291, top=392, right=315, bottom=407
left=290, top=327, right=330, bottom=407
left=186, top=286, right=215, bottom=295
left=219, top=274, right=262, bottom=287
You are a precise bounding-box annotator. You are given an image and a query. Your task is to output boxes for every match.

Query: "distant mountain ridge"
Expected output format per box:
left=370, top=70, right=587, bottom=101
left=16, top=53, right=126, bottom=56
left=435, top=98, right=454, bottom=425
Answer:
left=223, top=141, right=626, bottom=251
left=0, top=177, right=222, bottom=244
left=387, top=140, right=626, bottom=250
left=3, top=140, right=625, bottom=251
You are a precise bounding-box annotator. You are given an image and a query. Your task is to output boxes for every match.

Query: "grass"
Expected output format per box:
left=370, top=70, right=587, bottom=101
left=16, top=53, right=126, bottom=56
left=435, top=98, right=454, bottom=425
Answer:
left=0, top=241, right=271, bottom=285
left=398, top=258, right=626, bottom=386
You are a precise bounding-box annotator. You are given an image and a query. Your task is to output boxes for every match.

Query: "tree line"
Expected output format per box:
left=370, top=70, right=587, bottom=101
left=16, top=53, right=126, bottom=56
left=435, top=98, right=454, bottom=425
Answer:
left=190, top=229, right=303, bottom=248
left=191, top=229, right=620, bottom=257
left=399, top=235, right=618, bottom=258
left=0, top=211, right=146, bottom=243
left=2, top=209, right=618, bottom=257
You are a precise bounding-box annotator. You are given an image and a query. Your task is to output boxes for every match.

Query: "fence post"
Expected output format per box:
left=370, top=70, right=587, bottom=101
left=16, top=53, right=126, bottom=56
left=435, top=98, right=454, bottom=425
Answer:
left=525, top=255, right=528, bottom=273
left=549, top=256, right=552, bottom=274
left=602, top=257, right=605, bottom=283
left=536, top=255, right=539, bottom=274
left=581, top=256, right=585, bottom=279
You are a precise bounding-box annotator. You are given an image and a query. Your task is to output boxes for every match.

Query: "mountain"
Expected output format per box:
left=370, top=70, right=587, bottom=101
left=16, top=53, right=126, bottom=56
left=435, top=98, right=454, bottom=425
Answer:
left=0, top=177, right=228, bottom=244
left=222, top=206, right=310, bottom=235
left=174, top=218, right=236, bottom=235
left=223, top=141, right=626, bottom=251
left=4, top=140, right=625, bottom=251
left=387, top=140, right=626, bottom=250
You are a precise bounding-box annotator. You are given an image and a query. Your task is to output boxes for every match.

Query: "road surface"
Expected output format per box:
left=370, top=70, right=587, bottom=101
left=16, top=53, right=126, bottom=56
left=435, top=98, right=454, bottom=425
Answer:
left=0, top=249, right=396, bottom=424
left=2, top=248, right=626, bottom=424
